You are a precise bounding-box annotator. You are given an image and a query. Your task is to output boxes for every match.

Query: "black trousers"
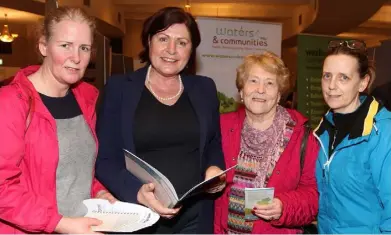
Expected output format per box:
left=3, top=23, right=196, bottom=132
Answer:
left=137, top=198, right=201, bottom=234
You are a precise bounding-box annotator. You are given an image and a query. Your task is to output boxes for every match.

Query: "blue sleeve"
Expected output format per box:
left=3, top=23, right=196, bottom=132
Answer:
left=95, top=77, right=141, bottom=203
left=370, top=121, right=391, bottom=233
left=203, top=78, right=225, bottom=172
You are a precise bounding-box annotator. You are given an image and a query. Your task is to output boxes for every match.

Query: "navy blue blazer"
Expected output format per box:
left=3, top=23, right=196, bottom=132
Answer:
left=95, top=66, right=225, bottom=233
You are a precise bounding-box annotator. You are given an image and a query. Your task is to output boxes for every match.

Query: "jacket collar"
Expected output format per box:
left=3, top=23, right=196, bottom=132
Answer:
left=236, top=105, right=307, bottom=128
left=234, top=105, right=310, bottom=145
left=11, top=65, right=98, bottom=120
left=12, top=65, right=97, bottom=103
left=12, top=65, right=41, bottom=101
left=314, top=95, right=381, bottom=140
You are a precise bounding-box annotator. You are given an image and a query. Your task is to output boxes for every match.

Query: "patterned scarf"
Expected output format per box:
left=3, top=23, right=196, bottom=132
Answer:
left=227, top=106, right=295, bottom=234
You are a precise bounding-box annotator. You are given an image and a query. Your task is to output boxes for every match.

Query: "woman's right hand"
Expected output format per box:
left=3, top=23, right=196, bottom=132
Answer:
left=54, top=217, right=102, bottom=234
left=137, top=183, right=181, bottom=219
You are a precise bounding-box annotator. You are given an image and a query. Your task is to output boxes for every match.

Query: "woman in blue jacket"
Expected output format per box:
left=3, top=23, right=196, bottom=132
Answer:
left=314, top=39, right=391, bottom=233
left=95, top=7, right=226, bottom=234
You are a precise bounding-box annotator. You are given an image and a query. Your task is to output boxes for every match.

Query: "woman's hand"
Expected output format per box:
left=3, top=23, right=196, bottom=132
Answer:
left=253, top=198, right=283, bottom=221
left=95, top=190, right=117, bottom=204
left=204, top=166, right=226, bottom=193
left=54, top=217, right=102, bottom=234
left=137, top=183, right=181, bottom=219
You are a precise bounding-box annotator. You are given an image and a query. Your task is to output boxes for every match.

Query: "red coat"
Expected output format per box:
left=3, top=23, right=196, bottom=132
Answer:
left=0, top=66, right=106, bottom=233
left=214, top=107, right=319, bottom=234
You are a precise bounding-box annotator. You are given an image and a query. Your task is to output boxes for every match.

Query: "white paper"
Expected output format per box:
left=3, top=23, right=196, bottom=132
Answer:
left=124, top=149, right=237, bottom=208
left=124, top=149, right=178, bottom=208
left=244, top=187, right=274, bottom=220
left=83, top=199, right=160, bottom=232
left=178, top=164, right=238, bottom=201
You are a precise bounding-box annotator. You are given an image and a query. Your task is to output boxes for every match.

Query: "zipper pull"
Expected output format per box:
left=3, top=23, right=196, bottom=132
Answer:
left=323, top=161, right=330, bottom=179
left=331, top=130, right=338, bottom=150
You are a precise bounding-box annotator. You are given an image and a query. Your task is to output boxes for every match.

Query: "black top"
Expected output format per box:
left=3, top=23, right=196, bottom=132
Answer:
left=39, top=91, right=81, bottom=119
left=133, top=87, right=201, bottom=197
left=95, top=66, right=224, bottom=233
left=328, top=96, right=372, bottom=155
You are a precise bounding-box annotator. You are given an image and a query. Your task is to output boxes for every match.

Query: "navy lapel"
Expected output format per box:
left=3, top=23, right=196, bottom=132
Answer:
left=183, top=75, right=208, bottom=158
left=121, top=67, right=148, bottom=153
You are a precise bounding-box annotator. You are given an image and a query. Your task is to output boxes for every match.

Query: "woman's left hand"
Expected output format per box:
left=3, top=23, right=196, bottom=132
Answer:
left=204, top=166, right=226, bottom=193
left=253, top=198, right=283, bottom=221
left=95, top=190, right=117, bottom=204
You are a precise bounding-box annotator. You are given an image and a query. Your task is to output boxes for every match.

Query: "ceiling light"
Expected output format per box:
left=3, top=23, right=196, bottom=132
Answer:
left=0, top=14, right=17, bottom=43
left=184, top=0, right=191, bottom=11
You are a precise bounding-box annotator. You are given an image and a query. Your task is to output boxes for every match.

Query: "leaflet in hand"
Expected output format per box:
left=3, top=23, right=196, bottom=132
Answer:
left=244, top=187, right=275, bottom=221
left=124, top=149, right=236, bottom=208
left=83, top=199, right=160, bottom=232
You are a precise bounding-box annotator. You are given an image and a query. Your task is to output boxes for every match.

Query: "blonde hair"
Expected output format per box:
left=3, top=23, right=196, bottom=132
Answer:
left=236, top=51, right=291, bottom=96
left=40, top=7, right=96, bottom=42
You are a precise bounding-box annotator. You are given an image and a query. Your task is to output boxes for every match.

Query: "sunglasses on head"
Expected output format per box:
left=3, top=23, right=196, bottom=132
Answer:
left=328, top=39, right=367, bottom=52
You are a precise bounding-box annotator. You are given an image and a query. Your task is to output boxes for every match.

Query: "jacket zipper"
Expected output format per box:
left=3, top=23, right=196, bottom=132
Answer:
left=313, top=131, right=336, bottom=184
left=331, top=130, right=338, bottom=152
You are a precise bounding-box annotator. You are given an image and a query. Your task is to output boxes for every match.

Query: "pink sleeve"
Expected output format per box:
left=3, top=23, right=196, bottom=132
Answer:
left=271, top=134, right=319, bottom=227
left=92, top=178, right=107, bottom=197
left=0, top=88, right=62, bottom=233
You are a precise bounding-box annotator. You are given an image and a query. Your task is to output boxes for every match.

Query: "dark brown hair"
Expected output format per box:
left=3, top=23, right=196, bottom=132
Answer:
left=326, top=45, right=375, bottom=90
left=139, top=7, right=201, bottom=68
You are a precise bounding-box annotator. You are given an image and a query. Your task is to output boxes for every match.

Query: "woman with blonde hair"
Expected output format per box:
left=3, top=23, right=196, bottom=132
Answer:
left=214, top=51, right=319, bottom=234
left=0, top=7, right=114, bottom=234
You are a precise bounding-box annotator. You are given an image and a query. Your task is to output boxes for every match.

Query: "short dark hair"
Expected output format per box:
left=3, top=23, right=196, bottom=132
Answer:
left=139, top=7, right=201, bottom=68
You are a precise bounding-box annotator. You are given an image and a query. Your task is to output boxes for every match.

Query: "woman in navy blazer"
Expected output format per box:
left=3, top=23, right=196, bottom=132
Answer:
left=95, top=7, right=226, bottom=234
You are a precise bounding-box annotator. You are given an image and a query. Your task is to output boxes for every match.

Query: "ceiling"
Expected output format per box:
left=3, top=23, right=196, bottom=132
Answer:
left=116, top=0, right=391, bottom=46
left=0, top=6, right=42, bottom=24
left=115, top=0, right=311, bottom=21
left=339, top=1, right=391, bottom=46
left=0, top=1, right=390, bottom=46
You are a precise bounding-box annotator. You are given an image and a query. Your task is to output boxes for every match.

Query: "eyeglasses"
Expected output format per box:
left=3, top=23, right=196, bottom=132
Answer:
left=328, top=39, right=367, bottom=52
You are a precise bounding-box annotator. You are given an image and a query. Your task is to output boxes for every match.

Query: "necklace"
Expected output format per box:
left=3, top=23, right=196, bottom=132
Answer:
left=146, top=65, right=183, bottom=101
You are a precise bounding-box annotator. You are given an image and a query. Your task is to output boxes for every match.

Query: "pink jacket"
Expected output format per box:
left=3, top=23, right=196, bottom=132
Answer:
left=0, top=65, right=106, bottom=233
left=214, top=107, right=319, bottom=234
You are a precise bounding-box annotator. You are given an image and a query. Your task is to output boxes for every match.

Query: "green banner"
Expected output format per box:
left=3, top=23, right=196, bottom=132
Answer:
left=297, top=34, right=338, bottom=128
